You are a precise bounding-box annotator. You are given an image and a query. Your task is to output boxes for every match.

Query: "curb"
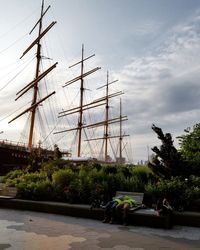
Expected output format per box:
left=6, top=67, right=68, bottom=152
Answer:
left=0, top=198, right=199, bottom=229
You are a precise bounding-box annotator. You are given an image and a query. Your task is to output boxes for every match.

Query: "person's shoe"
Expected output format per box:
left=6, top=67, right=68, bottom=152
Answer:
left=102, top=218, right=109, bottom=223
left=123, top=219, right=128, bottom=226
left=109, top=218, right=114, bottom=224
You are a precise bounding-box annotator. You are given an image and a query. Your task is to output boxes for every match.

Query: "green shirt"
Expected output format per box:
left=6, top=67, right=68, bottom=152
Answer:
left=113, top=196, right=124, bottom=205
left=122, top=196, right=137, bottom=207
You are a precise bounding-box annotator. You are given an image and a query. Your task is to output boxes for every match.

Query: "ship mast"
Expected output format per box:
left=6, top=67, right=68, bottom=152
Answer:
left=103, top=71, right=117, bottom=161
left=9, top=0, right=57, bottom=150
left=99, top=71, right=123, bottom=162
left=54, top=45, right=101, bottom=157
left=85, top=71, right=127, bottom=162
left=118, top=98, right=129, bottom=164
left=119, top=98, right=123, bottom=160
left=104, top=72, right=109, bottom=161
left=78, top=45, right=85, bottom=157
left=29, top=0, right=44, bottom=149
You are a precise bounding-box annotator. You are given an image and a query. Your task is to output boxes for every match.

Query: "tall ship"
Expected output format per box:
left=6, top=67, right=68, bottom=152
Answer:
left=0, top=1, right=131, bottom=173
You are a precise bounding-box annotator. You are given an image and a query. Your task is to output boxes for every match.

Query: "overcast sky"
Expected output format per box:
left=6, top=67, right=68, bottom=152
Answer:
left=1, top=0, right=200, bottom=163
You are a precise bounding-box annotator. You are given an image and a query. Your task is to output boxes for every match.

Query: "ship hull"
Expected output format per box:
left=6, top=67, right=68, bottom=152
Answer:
left=0, top=140, right=61, bottom=175
left=0, top=144, right=29, bottom=175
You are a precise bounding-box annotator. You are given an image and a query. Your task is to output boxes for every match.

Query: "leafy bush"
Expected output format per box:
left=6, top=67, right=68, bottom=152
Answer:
left=64, top=178, right=81, bottom=203
left=16, top=180, right=55, bottom=201
left=22, top=172, right=47, bottom=183
left=2, top=169, right=25, bottom=186
left=7, top=161, right=198, bottom=207
left=33, top=180, right=55, bottom=200
left=16, top=182, right=36, bottom=199
left=52, top=169, right=76, bottom=189
left=145, top=175, right=200, bottom=210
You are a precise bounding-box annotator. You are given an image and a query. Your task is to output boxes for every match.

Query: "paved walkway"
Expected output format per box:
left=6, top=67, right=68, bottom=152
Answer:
left=0, top=208, right=199, bottom=250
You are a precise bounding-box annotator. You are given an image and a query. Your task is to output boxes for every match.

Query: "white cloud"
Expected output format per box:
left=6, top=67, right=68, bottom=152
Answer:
left=115, top=10, right=200, bottom=162
left=133, top=20, right=162, bottom=36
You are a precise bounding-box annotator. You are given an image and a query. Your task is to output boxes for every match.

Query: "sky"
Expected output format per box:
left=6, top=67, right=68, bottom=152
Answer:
left=1, top=0, right=200, bottom=163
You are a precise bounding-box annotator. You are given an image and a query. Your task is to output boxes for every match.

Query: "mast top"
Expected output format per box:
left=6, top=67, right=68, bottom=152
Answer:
left=97, top=71, right=118, bottom=90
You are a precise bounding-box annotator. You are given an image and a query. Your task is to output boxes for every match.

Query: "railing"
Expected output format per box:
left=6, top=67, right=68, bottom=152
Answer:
left=0, top=139, right=29, bottom=151
left=0, top=139, right=71, bottom=156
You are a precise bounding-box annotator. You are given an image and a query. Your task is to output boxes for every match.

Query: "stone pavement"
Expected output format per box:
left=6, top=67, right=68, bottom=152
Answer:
left=0, top=208, right=199, bottom=250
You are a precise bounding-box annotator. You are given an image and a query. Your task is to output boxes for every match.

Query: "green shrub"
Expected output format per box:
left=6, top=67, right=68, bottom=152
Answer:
left=16, top=182, right=37, bottom=199
left=185, top=176, right=200, bottom=202
left=145, top=176, right=200, bottom=210
left=32, top=180, right=55, bottom=200
left=77, top=169, right=92, bottom=203
left=52, top=168, right=76, bottom=190
left=2, top=169, right=25, bottom=185
left=8, top=161, right=200, bottom=207
left=16, top=180, right=55, bottom=201
left=22, top=172, right=46, bottom=183
left=102, top=165, right=117, bottom=175
left=132, top=166, right=153, bottom=182
left=64, top=179, right=81, bottom=203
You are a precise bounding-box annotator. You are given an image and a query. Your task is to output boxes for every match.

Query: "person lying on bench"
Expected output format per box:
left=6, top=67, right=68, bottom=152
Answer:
left=116, top=196, right=137, bottom=226
left=102, top=196, right=126, bottom=224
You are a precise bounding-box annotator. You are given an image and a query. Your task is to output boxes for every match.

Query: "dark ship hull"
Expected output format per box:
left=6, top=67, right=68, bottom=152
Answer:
left=0, top=140, right=57, bottom=175
left=0, top=140, right=29, bottom=174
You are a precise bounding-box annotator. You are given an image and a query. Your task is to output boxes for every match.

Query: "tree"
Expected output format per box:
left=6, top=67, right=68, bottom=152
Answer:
left=148, top=124, right=184, bottom=178
left=178, top=123, right=200, bottom=175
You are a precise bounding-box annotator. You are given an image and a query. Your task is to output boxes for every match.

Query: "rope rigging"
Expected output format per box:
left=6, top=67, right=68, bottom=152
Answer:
left=0, top=55, right=35, bottom=92
left=0, top=100, right=32, bottom=122
left=109, top=137, right=117, bottom=160
left=18, top=112, right=31, bottom=145
left=37, top=109, right=54, bottom=149
left=82, top=129, right=94, bottom=157
left=83, top=88, right=102, bottom=157
left=0, top=33, right=29, bottom=55
left=40, top=59, right=58, bottom=124
left=99, top=139, right=105, bottom=160
left=0, top=6, right=38, bottom=39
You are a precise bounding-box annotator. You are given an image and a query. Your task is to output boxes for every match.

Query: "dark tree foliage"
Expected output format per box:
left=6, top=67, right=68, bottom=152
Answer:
left=121, top=167, right=132, bottom=179
left=178, top=123, right=200, bottom=161
left=178, top=123, right=200, bottom=176
left=148, top=124, right=185, bottom=179
left=103, top=165, right=117, bottom=175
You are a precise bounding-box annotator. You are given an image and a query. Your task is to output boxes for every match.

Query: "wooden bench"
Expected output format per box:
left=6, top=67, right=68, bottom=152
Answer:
left=108, top=191, right=172, bottom=228
left=114, top=191, right=144, bottom=211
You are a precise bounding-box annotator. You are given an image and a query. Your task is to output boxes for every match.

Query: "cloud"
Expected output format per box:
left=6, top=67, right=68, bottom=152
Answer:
left=115, top=10, right=200, bottom=161
left=132, top=20, right=162, bottom=36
